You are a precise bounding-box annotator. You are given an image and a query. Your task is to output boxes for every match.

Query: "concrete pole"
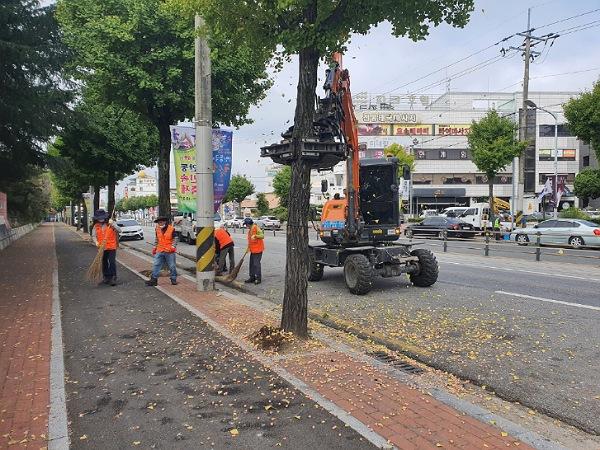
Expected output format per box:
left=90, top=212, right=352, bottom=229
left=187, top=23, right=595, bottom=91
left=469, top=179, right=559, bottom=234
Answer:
left=194, top=15, right=215, bottom=291
left=515, top=8, right=532, bottom=215
left=553, top=113, right=559, bottom=218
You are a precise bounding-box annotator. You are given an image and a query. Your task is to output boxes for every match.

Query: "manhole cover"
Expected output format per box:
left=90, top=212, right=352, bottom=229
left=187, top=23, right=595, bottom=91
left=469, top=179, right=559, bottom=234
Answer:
left=368, top=351, right=424, bottom=375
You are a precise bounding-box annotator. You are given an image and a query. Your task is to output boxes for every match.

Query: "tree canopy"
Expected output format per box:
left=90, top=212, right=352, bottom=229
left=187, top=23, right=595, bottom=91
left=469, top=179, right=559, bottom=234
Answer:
left=0, top=1, right=72, bottom=184
left=224, top=175, right=255, bottom=204
left=384, top=143, right=415, bottom=178
left=272, top=166, right=292, bottom=208
left=53, top=98, right=158, bottom=212
left=57, top=0, right=272, bottom=215
left=468, top=110, right=526, bottom=223
left=564, top=81, right=600, bottom=161
left=256, top=193, right=270, bottom=216
left=574, top=169, right=600, bottom=201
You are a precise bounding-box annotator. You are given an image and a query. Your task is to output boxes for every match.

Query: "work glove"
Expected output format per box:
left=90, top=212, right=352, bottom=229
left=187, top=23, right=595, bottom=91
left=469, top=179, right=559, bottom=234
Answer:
left=108, top=218, right=114, bottom=225
left=152, top=247, right=157, bottom=255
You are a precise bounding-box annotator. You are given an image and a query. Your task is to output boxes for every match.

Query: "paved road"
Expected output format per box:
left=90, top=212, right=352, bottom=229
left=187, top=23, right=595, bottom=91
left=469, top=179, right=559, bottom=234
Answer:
left=55, top=226, right=373, bottom=449
left=131, top=227, right=600, bottom=434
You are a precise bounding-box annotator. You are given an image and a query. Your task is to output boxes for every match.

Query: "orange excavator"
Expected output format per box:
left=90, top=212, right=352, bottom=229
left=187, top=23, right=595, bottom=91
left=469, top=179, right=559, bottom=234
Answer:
left=262, top=54, right=438, bottom=294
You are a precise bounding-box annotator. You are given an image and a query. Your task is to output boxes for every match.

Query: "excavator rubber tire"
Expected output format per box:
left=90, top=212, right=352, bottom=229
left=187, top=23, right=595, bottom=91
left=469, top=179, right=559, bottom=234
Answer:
left=409, top=249, right=438, bottom=287
left=343, top=254, right=374, bottom=295
left=307, top=252, right=324, bottom=281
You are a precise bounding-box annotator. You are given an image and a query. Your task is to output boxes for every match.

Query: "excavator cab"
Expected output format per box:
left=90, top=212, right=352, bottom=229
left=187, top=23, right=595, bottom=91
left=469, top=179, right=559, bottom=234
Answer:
left=319, top=158, right=402, bottom=246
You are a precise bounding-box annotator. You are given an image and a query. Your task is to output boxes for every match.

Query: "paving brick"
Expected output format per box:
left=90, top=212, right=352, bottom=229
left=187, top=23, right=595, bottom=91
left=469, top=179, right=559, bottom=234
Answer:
left=0, top=225, right=54, bottom=450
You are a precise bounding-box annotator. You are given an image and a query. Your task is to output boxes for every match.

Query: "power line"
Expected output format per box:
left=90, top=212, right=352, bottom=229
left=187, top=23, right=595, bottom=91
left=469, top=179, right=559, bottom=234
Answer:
left=380, top=35, right=515, bottom=96
left=553, top=18, right=600, bottom=35
left=498, top=66, right=600, bottom=91
left=535, top=8, right=600, bottom=30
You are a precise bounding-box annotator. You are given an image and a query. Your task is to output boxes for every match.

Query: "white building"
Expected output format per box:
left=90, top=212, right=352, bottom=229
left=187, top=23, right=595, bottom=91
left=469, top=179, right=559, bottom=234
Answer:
left=124, top=171, right=158, bottom=198
left=310, top=90, right=582, bottom=211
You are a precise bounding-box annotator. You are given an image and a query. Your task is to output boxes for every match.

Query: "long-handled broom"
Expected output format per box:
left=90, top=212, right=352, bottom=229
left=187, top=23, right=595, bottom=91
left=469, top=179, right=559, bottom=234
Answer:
left=86, top=239, right=106, bottom=283
left=219, top=249, right=249, bottom=283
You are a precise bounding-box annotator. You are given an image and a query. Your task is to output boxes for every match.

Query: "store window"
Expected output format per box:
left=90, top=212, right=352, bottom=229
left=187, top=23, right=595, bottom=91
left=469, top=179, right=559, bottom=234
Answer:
left=538, top=124, right=573, bottom=137
left=538, top=149, right=576, bottom=161
left=539, top=173, right=576, bottom=183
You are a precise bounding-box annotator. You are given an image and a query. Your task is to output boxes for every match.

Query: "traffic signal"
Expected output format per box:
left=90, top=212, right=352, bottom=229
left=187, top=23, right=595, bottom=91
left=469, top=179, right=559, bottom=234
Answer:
left=402, top=165, right=411, bottom=180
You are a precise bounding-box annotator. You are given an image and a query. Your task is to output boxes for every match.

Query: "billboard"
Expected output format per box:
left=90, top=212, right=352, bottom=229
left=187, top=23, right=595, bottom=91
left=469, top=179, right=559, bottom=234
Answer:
left=171, top=125, right=233, bottom=214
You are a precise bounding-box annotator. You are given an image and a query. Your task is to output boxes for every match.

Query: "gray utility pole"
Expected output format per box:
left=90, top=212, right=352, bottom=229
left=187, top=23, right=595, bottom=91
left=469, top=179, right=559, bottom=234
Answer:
left=505, top=8, right=558, bottom=221
left=194, top=15, right=215, bottom=291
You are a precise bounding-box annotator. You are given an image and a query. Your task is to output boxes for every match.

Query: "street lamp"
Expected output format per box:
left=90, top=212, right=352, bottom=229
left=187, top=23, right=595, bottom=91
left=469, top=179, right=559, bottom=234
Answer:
left=525, top=100, right=559, bottom=218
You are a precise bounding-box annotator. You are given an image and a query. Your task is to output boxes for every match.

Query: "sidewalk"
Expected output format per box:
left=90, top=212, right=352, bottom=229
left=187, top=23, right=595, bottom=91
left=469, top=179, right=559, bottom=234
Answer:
left=0, top=225, right=56, bottom=449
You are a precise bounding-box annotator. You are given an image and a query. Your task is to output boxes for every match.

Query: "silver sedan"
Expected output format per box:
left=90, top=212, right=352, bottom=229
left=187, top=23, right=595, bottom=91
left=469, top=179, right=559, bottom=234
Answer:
left=510, top=218, right=600, bottom=248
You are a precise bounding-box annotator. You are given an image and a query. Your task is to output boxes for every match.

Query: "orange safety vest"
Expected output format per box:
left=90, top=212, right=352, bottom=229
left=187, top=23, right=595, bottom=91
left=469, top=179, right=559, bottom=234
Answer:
left=247, top=224, right=264, bottom=254
left=156, top=224, right=176, bottom=253
left=95, top=223, right=118, bottom=250
left=214, top=227, right=233, bottom=249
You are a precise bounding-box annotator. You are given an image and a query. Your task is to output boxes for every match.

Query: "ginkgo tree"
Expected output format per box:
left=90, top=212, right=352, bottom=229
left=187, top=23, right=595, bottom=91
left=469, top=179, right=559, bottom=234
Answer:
left=190, top=0, right=475, bottom=336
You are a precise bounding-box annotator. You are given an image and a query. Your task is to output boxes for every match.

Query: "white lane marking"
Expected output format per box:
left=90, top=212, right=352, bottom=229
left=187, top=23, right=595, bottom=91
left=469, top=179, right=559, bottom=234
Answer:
left=49, top=226, right=69, bottom=450
left=441, top=259, right=600, bottom=283
left=495, top=290, right=600, bottom=312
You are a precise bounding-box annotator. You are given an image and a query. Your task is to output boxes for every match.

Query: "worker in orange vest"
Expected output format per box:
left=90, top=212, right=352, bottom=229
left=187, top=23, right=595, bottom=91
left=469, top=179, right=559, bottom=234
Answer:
left=214, top=225, right=235, bottom=275
left=146, top=216, right=179, bottom=286
left=243, top=218, right=264, bottom=284
left=92, top=209, right=121, bottom=286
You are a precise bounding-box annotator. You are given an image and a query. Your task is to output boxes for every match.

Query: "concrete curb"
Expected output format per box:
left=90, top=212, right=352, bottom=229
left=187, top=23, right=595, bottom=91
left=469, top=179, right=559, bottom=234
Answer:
left=49, top=226, right=69, bottom=450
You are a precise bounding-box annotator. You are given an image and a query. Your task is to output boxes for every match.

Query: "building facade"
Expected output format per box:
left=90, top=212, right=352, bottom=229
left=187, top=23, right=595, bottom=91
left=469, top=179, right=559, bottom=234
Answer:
left=124, top=171, right=158, bottom=198
left=309, top=90, right=582, bottom=212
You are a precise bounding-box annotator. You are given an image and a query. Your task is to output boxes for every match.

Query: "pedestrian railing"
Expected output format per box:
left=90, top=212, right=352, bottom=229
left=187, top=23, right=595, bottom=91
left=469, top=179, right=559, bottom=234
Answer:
left=0, top=223, right=37, bottom=251
left=403, top=227, right=600, bottom=263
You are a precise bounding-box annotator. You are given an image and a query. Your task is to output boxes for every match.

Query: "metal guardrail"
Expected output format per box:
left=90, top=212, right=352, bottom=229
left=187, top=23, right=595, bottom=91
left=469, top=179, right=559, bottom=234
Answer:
left=404, top=227, right=600, bottom=263
left=0, top=223, right=37, bottom=251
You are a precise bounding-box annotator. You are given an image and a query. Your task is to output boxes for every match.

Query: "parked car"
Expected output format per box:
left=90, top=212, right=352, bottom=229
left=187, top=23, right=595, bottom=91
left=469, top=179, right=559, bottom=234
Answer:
left=225, top=216, right=245, bottom=228
left=510, top=218, right=600, bottom=248
left=179, top=213, right=223, bottom=244
left=405, top=216, right=475, bottom=239
left=116, top=219, right=144, bottom=240
left=259, top=215, right=281, bottom=230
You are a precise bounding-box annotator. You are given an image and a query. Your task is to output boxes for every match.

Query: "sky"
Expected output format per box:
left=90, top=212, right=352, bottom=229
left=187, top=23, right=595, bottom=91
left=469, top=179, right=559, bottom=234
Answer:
left=120, top=0, right=600, bottom=195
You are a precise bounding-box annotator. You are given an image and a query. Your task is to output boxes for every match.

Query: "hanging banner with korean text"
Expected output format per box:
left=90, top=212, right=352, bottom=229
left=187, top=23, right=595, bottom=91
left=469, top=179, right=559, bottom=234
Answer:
left=171, top=125, right=233, bottom=214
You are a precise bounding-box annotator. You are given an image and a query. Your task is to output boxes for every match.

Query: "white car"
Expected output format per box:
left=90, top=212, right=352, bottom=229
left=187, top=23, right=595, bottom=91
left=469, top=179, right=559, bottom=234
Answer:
left=116, top=219, right=144, bottom=240
left=225, top=216, right=245, bottom=228
left=510, top=218, right=600, bottom=249
left=259, top=216, right=281, bottom=230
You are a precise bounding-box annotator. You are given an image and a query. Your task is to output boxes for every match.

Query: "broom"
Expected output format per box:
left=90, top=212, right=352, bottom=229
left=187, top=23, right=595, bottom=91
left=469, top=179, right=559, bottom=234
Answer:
left=86, top=208, right=116, bottom=283
left=86, top=240, right=106, bottom=283
left=220, top=249, right=249, bottom=283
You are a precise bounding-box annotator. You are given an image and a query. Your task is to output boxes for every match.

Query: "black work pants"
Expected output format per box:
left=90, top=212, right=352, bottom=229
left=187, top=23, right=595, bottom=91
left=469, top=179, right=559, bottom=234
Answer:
left=217, top=246, right=235, bottom=273
left=249, top=252, right=262, bottom=281
left=102, top=249, right=117, bottom=278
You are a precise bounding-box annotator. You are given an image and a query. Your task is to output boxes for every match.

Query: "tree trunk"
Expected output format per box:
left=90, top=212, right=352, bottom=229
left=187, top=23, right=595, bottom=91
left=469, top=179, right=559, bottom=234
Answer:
left=280, top=43, right=319, bottom=338
left=70, top=202, right=75, bottom=226
left=76, top=203, right=81, bottom=230
left=157, top=120, right=171, bottom=217
left=93, top=185, right=100, bottom=212
left=107, top=170, right=116, bottom=217
left=81, top=196, right=89, bottom=234
left=488, top=179, right=495, bottom=229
